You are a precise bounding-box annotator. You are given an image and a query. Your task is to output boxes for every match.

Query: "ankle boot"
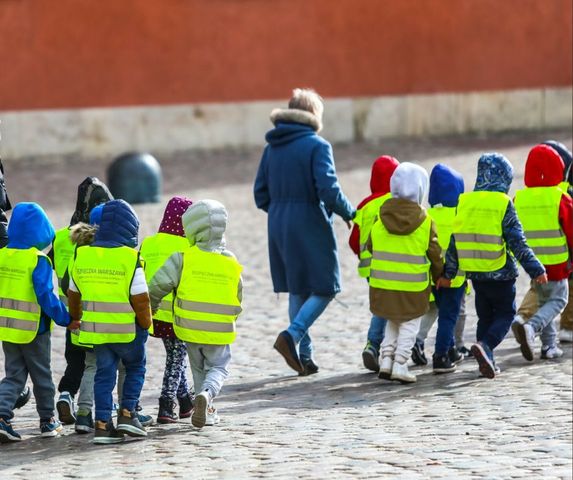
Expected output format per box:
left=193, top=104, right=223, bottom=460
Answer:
left=178, top=393, right=194, bottom=419
left=157, top=397, right=178, bottom=424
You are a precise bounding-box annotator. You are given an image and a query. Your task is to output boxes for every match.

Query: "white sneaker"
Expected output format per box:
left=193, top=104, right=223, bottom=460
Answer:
left=541, top=345, right=564, bottom=359
left=512, top=321, right=535, bottom=361
left=191, top=391, right=210, bottom=429
left=378, top=357, right=393, bottom=380
left=205, top=407, right=220, bottom=426
left=558, top=329, right=573, bottom=343
left=390, top=361, right=416, bottom=384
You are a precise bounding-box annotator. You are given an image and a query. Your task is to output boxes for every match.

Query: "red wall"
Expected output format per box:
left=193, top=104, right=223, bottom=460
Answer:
left=1, top=0, right=571, bottom=110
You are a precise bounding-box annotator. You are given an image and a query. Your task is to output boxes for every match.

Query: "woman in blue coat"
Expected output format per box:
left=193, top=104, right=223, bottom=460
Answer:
left=254, top=89, right=355, bottom=375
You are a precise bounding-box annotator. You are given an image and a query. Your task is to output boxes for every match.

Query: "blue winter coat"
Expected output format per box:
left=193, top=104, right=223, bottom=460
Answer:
left=254, top=121, right=355, bottom=295
left=92, top=199, right=139, bottom=248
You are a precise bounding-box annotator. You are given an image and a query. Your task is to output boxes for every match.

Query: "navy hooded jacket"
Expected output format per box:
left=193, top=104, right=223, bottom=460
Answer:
left=6, top=203, right=70, bottom=334
left=92, top=199, right=139, bottom=248
left=444, top=153, right=545, bottom=282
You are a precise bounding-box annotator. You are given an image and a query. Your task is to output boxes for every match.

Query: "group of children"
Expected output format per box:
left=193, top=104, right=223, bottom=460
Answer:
left=0, top=172, right=243, bottom=444
left=352, top=141, right=572, bottom=383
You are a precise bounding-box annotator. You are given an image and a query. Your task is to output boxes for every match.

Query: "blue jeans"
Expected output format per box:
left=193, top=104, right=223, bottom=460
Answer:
left=93, top=326, right=148, bottom=422
left=287, top=294, right=333, bottom=361
left=367, top=316, right=387, bottom=352
left=473, top=280, right=516, bottom=352
left=434, top=284, right=466, bottom=356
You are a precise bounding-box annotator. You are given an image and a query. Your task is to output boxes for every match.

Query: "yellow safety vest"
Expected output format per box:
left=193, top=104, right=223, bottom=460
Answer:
left=173, top=246, right=242, bottom=345
left=368, top=215, right=431, bottom=292
left=0, top=248, right=45, bottom=344
left=428, top=206, right=466, bottom=289
left=53, top=227, right=75, bottom=306
left=70, top=246, right=139, bottom=345
left=354, top=193, right=391, bottom=278
left=559, top=181, right=571, bottom=196
left=514, top=186, right=569, bottom=266
left=140, top=233, right=189, bottom=324
left=453, top=192, right=509, bottom=272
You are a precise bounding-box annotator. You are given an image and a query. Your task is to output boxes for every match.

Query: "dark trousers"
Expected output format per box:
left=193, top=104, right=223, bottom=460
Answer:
left=57, top=329, right=86, bottom=397
left=433, top=284, right=466, bottom=356
left=473, top=279, right=517, bottom=352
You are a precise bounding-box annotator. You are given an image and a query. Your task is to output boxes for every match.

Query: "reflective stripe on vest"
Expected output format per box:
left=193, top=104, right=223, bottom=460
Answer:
left=368, top=215, right=431, bottom=293
left=71, top=246, right=138, bottom=345
left=427, top=206, right=466, bottom=289
left=53, top=227, right=75, bottom=299
left=515, top=186, right=569, bottom=266
left=453, top=192, right=510, bottom=272
left=354, top=193, right=392, bottom=278
left=174, top=246, right=242, bottom=345
left=140, top=233, right=190, bottom=324
left=0, top=248, right=45, bottom=344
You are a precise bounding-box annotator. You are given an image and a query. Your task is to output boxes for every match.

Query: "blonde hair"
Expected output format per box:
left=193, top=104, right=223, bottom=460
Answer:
left=288, top=88, right=324, bottom=120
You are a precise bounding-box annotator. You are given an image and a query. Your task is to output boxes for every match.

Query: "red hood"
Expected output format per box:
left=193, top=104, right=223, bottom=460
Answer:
left=524, top=145, right=565, bottom=187
left=370, top=156, right=399, bottom=194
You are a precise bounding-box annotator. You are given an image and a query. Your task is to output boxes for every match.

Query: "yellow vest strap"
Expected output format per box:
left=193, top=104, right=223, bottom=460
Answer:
left=0, top=317, right=38, bottom=331
left=525, top=229, right=564, bottom=239
left=175, top=316, right=236, bottom=333
left=81, top=321, right=135, bottom=334
left=176, top=299, right=242, bottom=316
left=0, top=298, right=40, bottom=314
left=458, top=250, right=505, bottom=260
left=532, top=245, right=569, bottom=256
left=358, top=258, right=372, bottom=268
left=370, top=270, right=428, bottom=282
left=455, top=233, right=503, bottom=245
left=372, top=251, right=427, bottom=265
left=159, top=300, right=172, bottom=310
left=82, top=301, right=133, bottom=314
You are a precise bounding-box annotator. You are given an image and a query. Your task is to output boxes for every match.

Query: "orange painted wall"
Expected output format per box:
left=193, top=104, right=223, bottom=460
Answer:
left=1, top=0, right=571, bottom=111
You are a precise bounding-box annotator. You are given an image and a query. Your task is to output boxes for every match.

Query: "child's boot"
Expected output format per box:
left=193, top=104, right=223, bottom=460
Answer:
left=390, top=361, right=416, bottom=383
left=192, top=391, right=210, bottom=429
left=93, top=419, right=125, bottom=444
left=157, top=397, right=178, bottom=424
left=432, top=353, right=456, bottom=374
left=205, top=405, right=220, bottom=426
left=410, top=341, right=428, bottom=366
left=511, top=319, right=535, bottom=361
left=470, top=342, right=497, bottom=378
left=40, top=417, right=63, bottom=438
left=378, top=356, right=393, bottom=380
left=75, top=408, right=94, bottom=434
left=0, top=418, right=22, bottom=443
left=117, top=408, right=147, bottom=437
left=14, top=386, right=31, bottom=410
left=541, top=345, right=564, bottom=359
left=362, top=342, right=380, bottom=372
left=178, top=393, right=194, bottom=419
left=56, top=391, right=76, bottom=425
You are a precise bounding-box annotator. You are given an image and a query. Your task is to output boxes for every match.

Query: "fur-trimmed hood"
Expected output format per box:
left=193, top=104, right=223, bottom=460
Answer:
left=70, top=222, right=98, bottom=247
left=270, top=108, right=322, bottom=132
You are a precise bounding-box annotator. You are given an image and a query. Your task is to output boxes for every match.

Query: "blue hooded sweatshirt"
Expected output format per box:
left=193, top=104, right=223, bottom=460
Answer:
left=429, top=163, right=464, bottom=208
left=444, top=153, right=545, bottom=282
left=6, top=203, right=70, bottom=334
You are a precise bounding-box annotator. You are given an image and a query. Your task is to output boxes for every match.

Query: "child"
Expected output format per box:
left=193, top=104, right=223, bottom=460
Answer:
left=440, top=153, right=547, bottom=379
left=53, top=177, right=113, bottom=425
left=349, top=155, right=399, bottom=372
left=511, top=145, right=572, bottom=360
left=139, top=196, right=195, bottom=424
left=67, top=199, right=152, bottom=444
left=149, top=200, right=242, bottom=428
left=368, top=163, right=443, bottom=383
left=0, top=203, right=72, bottom=442
left=413, top=164, right=467, bottom=374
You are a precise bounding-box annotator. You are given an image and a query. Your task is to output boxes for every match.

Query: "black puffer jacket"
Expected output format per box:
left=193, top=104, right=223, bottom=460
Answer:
left=0, top=159, right=11, bottom=248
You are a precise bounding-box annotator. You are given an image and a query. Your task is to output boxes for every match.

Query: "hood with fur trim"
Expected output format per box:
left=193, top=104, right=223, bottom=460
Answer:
left=270, top=108, right=322, bottom=132
left=524, top=144, right=564, bottom=187
left=182, top=199, right=227, bottom=252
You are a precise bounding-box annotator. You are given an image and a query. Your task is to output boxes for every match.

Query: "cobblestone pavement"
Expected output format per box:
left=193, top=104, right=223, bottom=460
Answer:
left=1, top=132, right=572, bottom=478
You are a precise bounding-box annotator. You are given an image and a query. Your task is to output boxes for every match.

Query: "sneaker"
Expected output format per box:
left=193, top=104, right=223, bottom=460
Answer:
left=511, top=320, right=535, bottom=361
left=559, top=329, right=573, bottom=343
left=205, top=407, right=220, bottom=426
left=56, top=391, right=76, bottom=425
left=541, top=345, right=564, bottom=359
left=192, top=391, right=210, bottom=429
left=117, top=408, right=147, bottom=437
left=178, top=393, right=194, bottom=419
left=136, top=403, right=154, bottom=427
left=470, top=342, right=496, bottom=379
left=391, top=361, right=416, bottom=383
left=157, top=397, right=178, bottom=424
left=93, top=420, right=125, bottom=444
left=14, top=386, right=31, bottom=410
left=362, top=342, right=380, bottom=372
left=411, top=341, right=428, bottom=366
left=40, top=417, right=63, bottom=438
left=75, top=409, right=94, bottom=434
left=433, top=354, right=457, bottom=374
left=448, top=347, right=464, bottom=365
left=299, top=358, right=319, bottom=377
left=458, top=346, right=473, bottom=358
left=0, top=418, right=22, bottom=443
left=274, top=330, right=303, bottom=373
left=378, top=356, right=393, bottom=380
left=479, top=362, right=501, bottom=377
